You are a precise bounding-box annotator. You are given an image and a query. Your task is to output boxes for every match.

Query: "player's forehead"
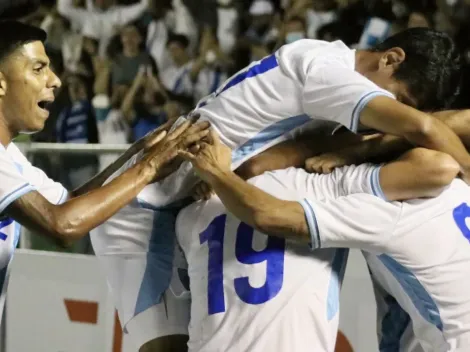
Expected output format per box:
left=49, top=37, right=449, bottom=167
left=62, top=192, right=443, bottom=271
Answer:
left=9, top=41, right=50, bottom=67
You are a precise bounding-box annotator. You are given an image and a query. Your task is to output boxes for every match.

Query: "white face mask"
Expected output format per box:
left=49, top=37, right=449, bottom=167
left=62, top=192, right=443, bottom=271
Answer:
left=285, top=31, right=305, bottom=44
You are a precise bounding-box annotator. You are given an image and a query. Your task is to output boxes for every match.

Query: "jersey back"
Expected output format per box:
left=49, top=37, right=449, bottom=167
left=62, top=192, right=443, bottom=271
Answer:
left=364, top=180, right=470, bottom=351
left=176, top=172, right=349, bottom=352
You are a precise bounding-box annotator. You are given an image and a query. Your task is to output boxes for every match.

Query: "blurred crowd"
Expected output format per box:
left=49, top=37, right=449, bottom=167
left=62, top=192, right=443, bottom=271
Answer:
left=19, top=0, right=470, bottom=200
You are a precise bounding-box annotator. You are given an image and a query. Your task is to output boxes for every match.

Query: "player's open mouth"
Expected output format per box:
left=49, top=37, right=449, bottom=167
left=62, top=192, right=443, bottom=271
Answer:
left=37, top=98, right=54, bottom=115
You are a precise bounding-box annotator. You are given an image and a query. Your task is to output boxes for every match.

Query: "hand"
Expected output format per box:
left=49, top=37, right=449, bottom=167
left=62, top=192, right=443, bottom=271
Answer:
left=305, top=152, right=356, bottom=174
left=178, top=129, right=232, bottom=183
left=191, top=181, right=214, bottom=201
left=140, top=119, right=211, bottom=183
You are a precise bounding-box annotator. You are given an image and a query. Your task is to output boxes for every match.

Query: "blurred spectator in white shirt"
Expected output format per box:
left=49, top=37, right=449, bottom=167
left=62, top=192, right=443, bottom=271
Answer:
left=57, top=0, right=149, bottom=57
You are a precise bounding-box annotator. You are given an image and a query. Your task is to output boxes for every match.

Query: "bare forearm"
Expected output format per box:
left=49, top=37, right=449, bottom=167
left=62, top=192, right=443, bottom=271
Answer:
left=237, top=130, right=365, bottom=179
left=72, top=144, right=139, bottom=196
left=7, top=163, right=152, bottom=241
left=207, top=169, right=308, bottom=241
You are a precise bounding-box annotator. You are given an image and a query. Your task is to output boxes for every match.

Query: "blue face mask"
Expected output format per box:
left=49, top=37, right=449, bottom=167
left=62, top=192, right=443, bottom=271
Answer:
left=285, top=32, right=305, bottom=44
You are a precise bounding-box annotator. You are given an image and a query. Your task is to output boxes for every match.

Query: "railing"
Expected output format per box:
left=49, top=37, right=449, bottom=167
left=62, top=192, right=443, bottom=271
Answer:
left=17, top=142, right=131, bottom=250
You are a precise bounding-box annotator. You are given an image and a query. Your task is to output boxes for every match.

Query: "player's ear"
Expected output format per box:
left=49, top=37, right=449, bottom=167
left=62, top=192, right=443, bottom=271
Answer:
left=378, top=47, right=406, bottom=75
left=0, top=72, right=6, bottom=97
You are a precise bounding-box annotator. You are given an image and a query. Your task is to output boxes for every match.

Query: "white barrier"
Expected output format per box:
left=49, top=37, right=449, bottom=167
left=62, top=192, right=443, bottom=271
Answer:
left=5, top=249, right=379, bottom=352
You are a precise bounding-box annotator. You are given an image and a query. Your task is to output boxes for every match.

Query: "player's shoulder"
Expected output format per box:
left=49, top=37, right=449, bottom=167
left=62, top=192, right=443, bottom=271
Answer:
left=277, top=39, right=354, bottom=76
left=2, top=142, right=28, bottom=164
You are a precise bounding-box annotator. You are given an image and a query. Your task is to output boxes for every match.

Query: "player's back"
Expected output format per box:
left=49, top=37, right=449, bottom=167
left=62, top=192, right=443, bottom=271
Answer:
left=176, top=170, right=348, bottom=352
left=194, top=39, right=357, bottom=166
left=364, top=180, right=470, bottom=351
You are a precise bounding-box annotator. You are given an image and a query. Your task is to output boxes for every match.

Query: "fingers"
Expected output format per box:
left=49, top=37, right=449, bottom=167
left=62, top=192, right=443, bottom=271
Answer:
left=304, top=157, right=316, bottom=173
left=145, top=130, right=167, bottom=149
left=181, top=131, right=212, bottom=149
left=206, top=128, right=220, bottom=145
left=167, top=120, right=192, bottom=140
left=177, top=150, right=196, bottom=162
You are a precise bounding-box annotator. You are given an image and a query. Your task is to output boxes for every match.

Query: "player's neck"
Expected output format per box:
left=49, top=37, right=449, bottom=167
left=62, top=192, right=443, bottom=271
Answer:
left=0, top=120, right=14, bottom=147
left=354, top=50, right=379, bottom=77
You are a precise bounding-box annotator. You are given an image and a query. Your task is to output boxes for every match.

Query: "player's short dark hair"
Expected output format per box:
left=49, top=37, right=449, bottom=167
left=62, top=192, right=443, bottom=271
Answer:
left=166, top=34, right=190, bottom=49
left=371, top=28, right=462, bottom=111
left=0, top=20, right=46, bottom=64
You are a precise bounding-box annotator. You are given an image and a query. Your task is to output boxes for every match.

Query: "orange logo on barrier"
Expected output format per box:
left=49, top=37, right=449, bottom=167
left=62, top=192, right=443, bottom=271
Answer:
left=64, top=299, right=123, bottom=352
left=335, top=331, right=354, bottom=352
left=63, top=299, right=353, bottom=352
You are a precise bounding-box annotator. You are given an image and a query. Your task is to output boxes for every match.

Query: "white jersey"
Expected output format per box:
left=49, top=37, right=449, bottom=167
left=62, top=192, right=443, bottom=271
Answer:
left=0, top=143, right=67, bottom=320
left=133, top=39, right=394, bottom=208
left=299, top=175, right=470, bottom=351
left=176, top=165, right=383, bottom=352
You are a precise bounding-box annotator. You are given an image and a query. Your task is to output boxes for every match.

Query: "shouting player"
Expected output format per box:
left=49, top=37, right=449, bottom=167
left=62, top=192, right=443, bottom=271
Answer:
left=0, top=20, right=210, bottom=323
left=180, top=119, right=470, bottom=351
left=91, top=28, right=469, bottom=351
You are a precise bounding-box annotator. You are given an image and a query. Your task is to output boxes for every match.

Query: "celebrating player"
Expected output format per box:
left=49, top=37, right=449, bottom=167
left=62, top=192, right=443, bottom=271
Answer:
left=0, top=20, right=210, bottom=323
left=90, top=28, right=468, bottom=351
left=180, top=120, right=470, bottom=351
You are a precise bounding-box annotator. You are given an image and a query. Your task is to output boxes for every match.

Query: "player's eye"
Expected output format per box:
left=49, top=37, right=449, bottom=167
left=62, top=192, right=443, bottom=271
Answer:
left=33, top=66, right=45, bottom=74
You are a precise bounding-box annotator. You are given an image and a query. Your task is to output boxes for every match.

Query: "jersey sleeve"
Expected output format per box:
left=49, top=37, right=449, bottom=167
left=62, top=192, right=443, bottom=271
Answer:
left=8, top=144, right=68, bottom=205
left=298, top=193, right=401, bottom=251
left=265, top=164, right=386, bottom=202
left=0, top=148, right=35, bottom=213
left=301, top=63, right=395, bottom=132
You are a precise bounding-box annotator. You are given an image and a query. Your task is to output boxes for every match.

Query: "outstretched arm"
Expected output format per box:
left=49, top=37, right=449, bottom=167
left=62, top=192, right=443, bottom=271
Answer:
left=6, top=121, right=210, bottom=244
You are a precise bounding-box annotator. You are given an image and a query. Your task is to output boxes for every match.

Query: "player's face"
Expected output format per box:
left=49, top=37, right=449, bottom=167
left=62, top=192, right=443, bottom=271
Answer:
left=0, top=41, right=61, bottom=134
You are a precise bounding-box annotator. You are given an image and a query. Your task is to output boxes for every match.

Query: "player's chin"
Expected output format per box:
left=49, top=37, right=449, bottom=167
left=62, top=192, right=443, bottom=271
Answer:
left=20, top=118, right=45, bottom=134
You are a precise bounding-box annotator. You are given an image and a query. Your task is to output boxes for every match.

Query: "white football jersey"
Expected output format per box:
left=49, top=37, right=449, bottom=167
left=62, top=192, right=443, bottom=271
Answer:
left=175, top=165, right=383, bottom=352
left=0, top=143, right=67, bottom=320
left=300, top=177, right=470, bottom=351
left=133, top=39, right=394, bottom=208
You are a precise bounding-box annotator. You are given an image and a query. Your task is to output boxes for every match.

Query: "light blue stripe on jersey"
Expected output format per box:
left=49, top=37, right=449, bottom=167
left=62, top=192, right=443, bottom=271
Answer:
left=370, top=166, right=387, bottom=200
left=0, top=183, right=35, bottom=214
left=327, top=248, right=349, bottom=320
left=298, top=199, right=321, bottom=249
left=379, top=293, right=411, bottom=351
left=133, top=209, right=177, bottom=317
left=232, top=114, right=311, bottom=164
left=0, top=220, right=21, bottom=297
left=378, top=254, right=443, bottom=331
left=351, top=91, right=392, bottom=132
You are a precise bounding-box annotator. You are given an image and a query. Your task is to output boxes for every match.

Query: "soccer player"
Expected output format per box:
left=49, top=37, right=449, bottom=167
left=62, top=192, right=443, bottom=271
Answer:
left=180, top=130, right=470, bottom=351
left=91, top=28, right=469, bottom=351
left=0, top=20, right=210, bottom=324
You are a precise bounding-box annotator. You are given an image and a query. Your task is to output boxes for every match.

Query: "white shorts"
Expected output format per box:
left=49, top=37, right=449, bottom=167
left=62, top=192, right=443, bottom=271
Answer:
left=90, top=203, right=190, bottom=344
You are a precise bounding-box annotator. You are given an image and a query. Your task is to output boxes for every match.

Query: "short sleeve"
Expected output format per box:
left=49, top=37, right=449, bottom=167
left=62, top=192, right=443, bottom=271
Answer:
left=0, top=147, right=35, bottom=213
left=298, top=193, right=401, bottom=251
left=7, top=144, right=68, bottom=206
left=302, top=64, right=395, bottom=132
left=264, top=164, right=387, bottom=203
